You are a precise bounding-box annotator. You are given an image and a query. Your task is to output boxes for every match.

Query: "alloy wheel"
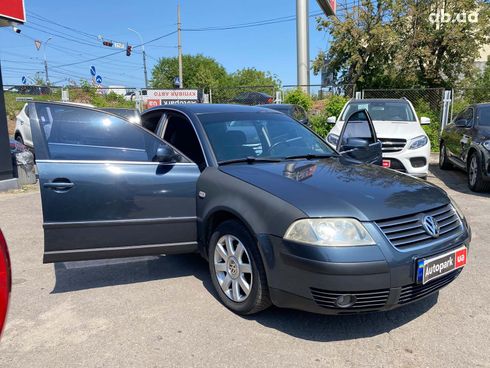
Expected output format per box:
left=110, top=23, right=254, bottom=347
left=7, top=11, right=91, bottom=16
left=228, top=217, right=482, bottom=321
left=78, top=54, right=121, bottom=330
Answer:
left=469, top=155, right=478, bottom=186
left=213, top=234, right=253, bottom=303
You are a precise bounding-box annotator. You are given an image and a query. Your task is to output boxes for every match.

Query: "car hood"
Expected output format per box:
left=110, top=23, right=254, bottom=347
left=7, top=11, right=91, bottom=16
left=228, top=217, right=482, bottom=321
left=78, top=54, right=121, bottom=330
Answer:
left=220, top=158, right=448, bottom=221
left=331, top=120, right=426, bottom=140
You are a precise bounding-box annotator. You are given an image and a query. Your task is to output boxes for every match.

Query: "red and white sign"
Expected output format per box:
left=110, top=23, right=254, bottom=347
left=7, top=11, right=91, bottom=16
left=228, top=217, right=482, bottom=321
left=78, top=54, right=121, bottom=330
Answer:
left=455, top=247, right=467, bottom=269
left=142, top=89, right=200, bottom=109
left=146, top=89, right=198, bottom=101
left=0, top=0, right=26, bottom=25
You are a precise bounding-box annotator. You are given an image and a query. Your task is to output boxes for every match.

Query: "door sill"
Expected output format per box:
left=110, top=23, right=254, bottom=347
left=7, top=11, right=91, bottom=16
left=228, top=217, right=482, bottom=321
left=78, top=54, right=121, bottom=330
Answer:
left=43, top=241, right=198, bottom=263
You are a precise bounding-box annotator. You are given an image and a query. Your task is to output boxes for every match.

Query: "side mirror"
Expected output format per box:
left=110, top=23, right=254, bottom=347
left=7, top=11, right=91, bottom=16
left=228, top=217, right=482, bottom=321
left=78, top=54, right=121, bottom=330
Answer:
left=327, top=116, right=336, bottom=124
left=455, top=119, right=468, bottom=127
left=340, top=137, right=370, bottom=152
left=154, top=145, right=177, bottom=163
left=420, top=117, right=431, bottom=125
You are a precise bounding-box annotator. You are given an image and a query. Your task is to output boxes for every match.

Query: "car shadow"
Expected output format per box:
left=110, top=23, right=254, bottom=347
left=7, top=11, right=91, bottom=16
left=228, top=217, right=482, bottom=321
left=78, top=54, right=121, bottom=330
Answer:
left=243, top=295, right=438, bottom=342
left=51, top=253, right=210, bottom=293
left=52, top=253, right=438, bottom=342
left=429, top=162, right=490, bottom=198
left=197, top=275, right=439, bottom=342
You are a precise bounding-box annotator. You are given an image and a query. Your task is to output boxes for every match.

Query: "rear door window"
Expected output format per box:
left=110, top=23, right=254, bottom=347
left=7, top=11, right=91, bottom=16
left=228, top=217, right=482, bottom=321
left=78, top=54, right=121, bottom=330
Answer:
left=478, top=106, right=490, bottom=126
left=34, top=103, right=165, bottom=162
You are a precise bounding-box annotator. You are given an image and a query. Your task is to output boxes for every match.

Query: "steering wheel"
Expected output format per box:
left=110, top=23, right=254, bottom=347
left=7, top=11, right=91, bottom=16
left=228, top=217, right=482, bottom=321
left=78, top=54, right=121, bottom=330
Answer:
left=268, top=136, right=304, bottom=155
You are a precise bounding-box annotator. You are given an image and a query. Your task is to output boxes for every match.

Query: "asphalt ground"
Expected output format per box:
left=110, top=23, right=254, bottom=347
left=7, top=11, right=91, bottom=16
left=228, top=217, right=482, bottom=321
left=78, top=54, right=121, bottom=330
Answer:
left=0, top=156, right=489, bottom=367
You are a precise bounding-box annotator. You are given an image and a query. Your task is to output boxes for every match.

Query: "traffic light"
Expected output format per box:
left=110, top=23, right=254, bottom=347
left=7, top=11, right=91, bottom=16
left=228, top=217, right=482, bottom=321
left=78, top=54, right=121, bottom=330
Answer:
left=126, top=45, right=132, bottom=56
left=102, top=40, right=113, bottom=47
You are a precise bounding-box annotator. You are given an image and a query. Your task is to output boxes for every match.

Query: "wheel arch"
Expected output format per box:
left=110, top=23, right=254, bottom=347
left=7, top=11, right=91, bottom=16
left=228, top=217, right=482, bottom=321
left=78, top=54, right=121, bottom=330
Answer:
left=201, top=207, right=257, bottom=260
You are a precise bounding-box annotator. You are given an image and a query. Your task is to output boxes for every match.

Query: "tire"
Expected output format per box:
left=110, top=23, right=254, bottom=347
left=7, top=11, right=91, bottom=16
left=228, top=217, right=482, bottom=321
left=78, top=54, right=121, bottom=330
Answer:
left=439, top=143, right=453, bottom=170
left=467, top=152, right=490, bottom=192
left=208, top=220, right=271, bottom=315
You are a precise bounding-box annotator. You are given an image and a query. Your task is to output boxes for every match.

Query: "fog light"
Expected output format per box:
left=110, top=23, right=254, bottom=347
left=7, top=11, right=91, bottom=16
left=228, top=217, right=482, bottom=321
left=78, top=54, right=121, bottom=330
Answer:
left=335, top=294, right=356, bottom=308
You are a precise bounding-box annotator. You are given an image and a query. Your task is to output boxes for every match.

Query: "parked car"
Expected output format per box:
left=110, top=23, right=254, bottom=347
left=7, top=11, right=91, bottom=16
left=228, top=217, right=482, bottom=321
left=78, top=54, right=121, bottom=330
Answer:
left=27, top=101, right=469, bottom=316
left=100, top=108, right=141, bottom=125
left=0, top=229, right=12, bottom=337
left=327, top=98, right=431, bottom=177
left=440, top=103, right=490, bottom=192
left=261, top=104, right=309, bottom=125
left=15, top=102, right=95, bottom=148
left=230, top=92, right=273, bottom=105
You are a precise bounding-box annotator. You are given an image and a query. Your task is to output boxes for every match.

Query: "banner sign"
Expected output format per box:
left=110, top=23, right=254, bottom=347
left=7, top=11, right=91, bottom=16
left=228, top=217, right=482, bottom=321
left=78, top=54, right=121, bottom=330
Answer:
left=0, top=0, right=26, bottom=25
left=142, top=89, right=200, bottom=108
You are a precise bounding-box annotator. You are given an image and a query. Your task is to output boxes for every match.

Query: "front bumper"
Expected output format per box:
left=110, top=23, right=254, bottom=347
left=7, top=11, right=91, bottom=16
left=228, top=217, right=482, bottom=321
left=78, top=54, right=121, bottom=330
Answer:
left=383, top=142, right=431, bottom=177
left=258, top=223, right=470, bottom=315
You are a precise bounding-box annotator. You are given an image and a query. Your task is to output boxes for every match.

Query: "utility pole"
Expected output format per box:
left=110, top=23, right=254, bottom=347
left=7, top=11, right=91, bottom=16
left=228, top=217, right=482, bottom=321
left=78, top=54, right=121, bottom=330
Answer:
left=128, top=28, right=148, bottom=88
left=296, top=0, right=310, bottom=94
left=177, top=2, right=183, bottom=89
left=43, top=37, right=52, bottom=84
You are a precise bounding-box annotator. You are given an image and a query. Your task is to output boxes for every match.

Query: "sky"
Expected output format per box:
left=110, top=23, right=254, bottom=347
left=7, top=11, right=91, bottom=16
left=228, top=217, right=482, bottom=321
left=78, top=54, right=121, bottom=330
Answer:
left=0, top=0, right=332, bottom=88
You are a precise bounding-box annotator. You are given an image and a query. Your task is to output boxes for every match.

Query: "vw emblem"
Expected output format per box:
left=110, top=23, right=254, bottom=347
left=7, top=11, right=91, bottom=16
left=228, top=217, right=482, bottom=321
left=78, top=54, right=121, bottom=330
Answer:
left=422, top=215, right=440, bottom=238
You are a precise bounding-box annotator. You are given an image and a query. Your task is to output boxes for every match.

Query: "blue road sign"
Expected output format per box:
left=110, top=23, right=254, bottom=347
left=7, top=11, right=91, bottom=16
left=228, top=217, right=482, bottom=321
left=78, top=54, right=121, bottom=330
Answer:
left=21, top=76, right=27, bottom=85
left=90, top=66, right=96, bottom=76
left=95, top=75, right=102, bottom=84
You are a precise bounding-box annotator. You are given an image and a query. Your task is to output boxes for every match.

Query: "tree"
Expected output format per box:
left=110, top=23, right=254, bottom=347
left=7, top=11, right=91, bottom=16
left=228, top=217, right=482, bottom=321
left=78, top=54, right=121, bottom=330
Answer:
left=228, top=67, right=280, bottom=89
left=314, top=0, right=490, bottom=88
left=151, top=54, right=228, bottom=89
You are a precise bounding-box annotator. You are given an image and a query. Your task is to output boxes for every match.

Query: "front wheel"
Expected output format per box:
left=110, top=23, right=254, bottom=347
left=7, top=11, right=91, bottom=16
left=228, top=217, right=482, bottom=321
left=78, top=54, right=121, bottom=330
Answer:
left=439, top=143, right=452, bottom=170
left=468, top=152, right=490, bottom=192
left=208, top=220, right=271, bottom=315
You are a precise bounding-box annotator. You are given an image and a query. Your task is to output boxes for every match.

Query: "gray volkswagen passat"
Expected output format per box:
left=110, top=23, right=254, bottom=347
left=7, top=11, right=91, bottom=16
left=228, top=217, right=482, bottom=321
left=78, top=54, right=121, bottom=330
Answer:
left=29, top=102, right=470, bottom=315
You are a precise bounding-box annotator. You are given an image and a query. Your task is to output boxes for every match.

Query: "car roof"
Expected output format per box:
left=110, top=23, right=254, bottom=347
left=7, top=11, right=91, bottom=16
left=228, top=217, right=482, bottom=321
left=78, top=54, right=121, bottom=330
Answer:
left=144, top=103, right=283, bottom=115
left=348, top=98, right=408, bottom=103
left=475, top=103, right=490, bottom=107
left=261, top=104, right=294, bottom=109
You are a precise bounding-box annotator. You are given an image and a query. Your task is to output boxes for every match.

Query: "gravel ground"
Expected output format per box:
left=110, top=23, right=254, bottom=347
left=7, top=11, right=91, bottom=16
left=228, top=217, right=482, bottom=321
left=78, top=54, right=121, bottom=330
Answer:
left=0, top=157, right=489, bottom=368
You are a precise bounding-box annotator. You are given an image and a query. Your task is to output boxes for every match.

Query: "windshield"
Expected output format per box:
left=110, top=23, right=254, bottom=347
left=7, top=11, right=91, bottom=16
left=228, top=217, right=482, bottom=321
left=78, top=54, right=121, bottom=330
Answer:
left=479, top=106, right=490, bottom=126
left=199, top=112, right=334, bottom=163
left=341, top=101, right=416, bottom=122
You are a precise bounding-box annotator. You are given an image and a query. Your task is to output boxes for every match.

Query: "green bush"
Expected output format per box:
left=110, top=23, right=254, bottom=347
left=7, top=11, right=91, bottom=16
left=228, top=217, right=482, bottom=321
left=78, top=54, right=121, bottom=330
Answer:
left=284, top=89, right=313, bottom=111
left=413, top=99, right=440, bottom=152
left=309, top=114, right=333, bottom=138
left=324, top=95, right=349, bottom=118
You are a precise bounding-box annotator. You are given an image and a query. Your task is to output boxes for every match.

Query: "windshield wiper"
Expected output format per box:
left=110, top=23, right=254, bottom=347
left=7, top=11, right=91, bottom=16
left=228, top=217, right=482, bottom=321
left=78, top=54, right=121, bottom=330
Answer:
left=284, top=153, right=334, bottom=160
left=218, top=157, right=283, bottom=166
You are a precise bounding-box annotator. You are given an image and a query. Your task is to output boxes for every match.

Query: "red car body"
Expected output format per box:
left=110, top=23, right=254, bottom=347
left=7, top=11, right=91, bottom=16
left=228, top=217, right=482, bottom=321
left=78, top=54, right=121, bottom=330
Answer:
left=0, top=229, right=11, bottom=337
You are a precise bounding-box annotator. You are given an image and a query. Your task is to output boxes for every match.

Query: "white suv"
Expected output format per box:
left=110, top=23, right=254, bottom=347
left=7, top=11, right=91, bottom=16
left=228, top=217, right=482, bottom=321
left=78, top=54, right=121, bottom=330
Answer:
left=326, top=98, right=431, bottom=178
left=15, top=102, right=94, bottom=148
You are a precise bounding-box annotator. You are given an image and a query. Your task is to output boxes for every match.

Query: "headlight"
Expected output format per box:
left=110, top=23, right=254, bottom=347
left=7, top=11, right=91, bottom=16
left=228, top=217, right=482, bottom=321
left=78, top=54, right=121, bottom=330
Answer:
left=327, top=133, right=339, bottom=146
left=450, top=199, right=465, bottom=221
left=483, top=140, right=490, bottom=151
left=284, top=218, right=376, bottom=247
left=409, top=135, right=428, bottom=150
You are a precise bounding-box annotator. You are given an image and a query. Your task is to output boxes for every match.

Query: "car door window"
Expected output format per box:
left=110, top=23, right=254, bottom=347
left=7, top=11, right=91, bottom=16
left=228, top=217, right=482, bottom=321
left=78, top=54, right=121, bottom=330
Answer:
left=34, top=103, right=172, bottom=162
left=463, top=108, right=474, bottom=126
left=163, top=113, right=206, bottom=169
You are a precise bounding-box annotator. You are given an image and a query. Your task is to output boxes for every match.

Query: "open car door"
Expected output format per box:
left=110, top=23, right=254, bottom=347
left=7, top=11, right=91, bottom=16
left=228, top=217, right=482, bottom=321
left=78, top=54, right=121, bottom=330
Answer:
left=337, top=109, right=382, bottom=165
left=29, top=102, right=200, bottom=263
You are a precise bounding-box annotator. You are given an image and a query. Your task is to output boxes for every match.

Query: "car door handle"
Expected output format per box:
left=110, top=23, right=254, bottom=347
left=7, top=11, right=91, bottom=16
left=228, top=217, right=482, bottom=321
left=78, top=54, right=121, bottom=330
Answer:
left=43, top=180, right=74, bottom=191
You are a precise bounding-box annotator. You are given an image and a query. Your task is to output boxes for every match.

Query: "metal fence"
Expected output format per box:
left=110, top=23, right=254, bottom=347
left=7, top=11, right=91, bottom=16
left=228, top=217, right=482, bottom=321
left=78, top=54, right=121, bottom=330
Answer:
left=209, top=84, right=355, bottom=105
left=362, top=88, right=445, bottom=121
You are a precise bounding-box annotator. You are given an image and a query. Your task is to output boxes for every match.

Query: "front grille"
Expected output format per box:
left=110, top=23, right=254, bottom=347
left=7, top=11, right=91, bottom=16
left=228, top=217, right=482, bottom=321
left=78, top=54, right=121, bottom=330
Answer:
left=310, top=288, right=390, bottom=310
left=375, top=204, right=463, bottom=250
left=398, top=269, right=461, bottom=304
left=379, top=138, right=407, bottom=153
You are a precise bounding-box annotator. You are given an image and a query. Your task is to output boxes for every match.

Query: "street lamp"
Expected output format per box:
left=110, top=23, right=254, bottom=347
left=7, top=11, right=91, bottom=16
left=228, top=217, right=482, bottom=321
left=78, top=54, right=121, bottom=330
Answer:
left=128, top=28, right=148, bottom=88
left=43, top=37, right=52, bottom=84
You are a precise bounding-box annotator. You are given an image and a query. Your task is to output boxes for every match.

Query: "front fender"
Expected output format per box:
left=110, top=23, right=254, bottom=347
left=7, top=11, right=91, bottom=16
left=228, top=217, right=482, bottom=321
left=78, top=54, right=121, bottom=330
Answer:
left=196, top=167, right=306, bottom=258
